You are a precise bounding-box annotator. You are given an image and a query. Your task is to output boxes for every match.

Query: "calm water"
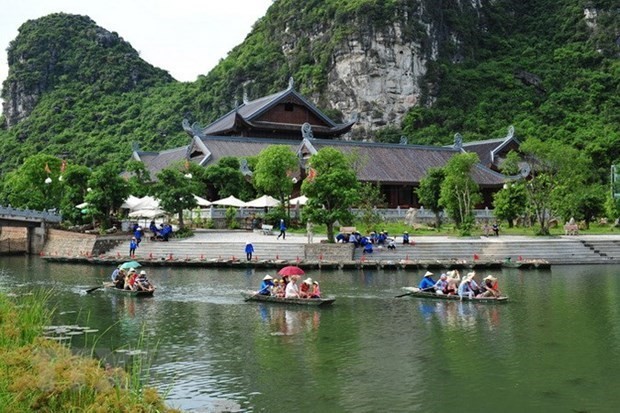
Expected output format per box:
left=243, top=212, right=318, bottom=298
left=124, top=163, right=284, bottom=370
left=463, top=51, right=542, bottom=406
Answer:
left=1, top=256, right=620, bottom=412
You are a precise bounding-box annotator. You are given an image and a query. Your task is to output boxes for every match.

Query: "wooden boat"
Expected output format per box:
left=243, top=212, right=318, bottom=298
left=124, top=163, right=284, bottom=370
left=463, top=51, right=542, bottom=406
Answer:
left=399, top=287, right=508, bottom=303
left=103, top=283, right=155, bottom=297
left=241, top=292, right=335, bottom=306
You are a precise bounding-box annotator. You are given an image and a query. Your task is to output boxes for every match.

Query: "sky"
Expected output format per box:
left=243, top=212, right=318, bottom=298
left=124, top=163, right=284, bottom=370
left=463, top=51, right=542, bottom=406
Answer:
left=0, top=0, right=273, bottom=86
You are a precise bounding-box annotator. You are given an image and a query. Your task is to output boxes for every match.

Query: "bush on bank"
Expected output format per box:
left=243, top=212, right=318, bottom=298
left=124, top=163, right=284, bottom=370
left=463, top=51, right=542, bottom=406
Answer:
left=0, top=291, right=179, bottom=412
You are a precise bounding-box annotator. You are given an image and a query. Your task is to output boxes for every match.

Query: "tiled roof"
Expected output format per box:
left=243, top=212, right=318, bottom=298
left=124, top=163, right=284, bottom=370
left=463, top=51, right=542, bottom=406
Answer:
left=308, top=140, right=506, bottom=186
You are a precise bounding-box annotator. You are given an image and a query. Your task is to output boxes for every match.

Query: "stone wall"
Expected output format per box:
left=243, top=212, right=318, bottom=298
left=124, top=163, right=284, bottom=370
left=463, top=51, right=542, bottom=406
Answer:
left=305, top=243, right=354, bottom=261
left=0, top=227, right=27, bottom=254
left=42, top=229, right=126, bottom=257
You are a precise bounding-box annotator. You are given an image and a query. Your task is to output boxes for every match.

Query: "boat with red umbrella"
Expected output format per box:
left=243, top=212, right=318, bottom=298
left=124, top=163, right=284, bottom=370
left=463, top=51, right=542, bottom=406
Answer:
left=277, top=266, right=306, bottom=277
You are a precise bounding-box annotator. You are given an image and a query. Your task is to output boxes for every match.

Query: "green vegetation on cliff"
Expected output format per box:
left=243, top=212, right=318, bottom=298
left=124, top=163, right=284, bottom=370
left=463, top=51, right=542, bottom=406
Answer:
left=0, top=1, right=618, bottom=184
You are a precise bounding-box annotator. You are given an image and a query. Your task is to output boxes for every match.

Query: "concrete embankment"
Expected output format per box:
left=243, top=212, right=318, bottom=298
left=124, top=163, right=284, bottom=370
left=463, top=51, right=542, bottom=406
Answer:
left=38, top=229, right=620, bottom=269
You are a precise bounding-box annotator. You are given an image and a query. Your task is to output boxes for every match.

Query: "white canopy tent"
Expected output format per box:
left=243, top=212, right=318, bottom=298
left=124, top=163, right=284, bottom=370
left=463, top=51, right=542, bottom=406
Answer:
left=121, top=195, right=143, bottom=210
left=211, top=195, right=246, bottom=208
left=193, top=195, right=212, bottom=207
left=289, top=195, right=309, bottom=206
left=130, top=196, right=160, bottom=211
left=244, top=194, right=281, bottom=208
left=128, top=209, right=166, bottom=219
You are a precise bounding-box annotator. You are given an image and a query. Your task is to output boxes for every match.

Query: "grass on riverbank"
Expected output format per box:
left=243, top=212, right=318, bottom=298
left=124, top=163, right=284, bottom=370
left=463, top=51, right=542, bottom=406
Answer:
left=288, top=220, right=620, bottom=237
left=0, top=291, right=179, bottom=412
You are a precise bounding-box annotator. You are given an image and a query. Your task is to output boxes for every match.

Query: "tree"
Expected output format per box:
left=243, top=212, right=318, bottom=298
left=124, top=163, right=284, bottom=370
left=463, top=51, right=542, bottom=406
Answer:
left=152, top=166, right=199, bottom=229
left=253, top=146, right=298, bottom=205
left=492, top=151, right=527, bottom=228
left=520, top=138, right=589, bottom=235
left=301, top=148, right=360, bottom=242
left=439, top=153, right=481, bottom=235
left=85, top=162, right=130, bottom=228
left=416, top=167, right=445, bottom=229
left=59, top=164, right=92, bottom=224
left=357, top=182, right=386, bottom=233
left=202, top=157, right=254, bottom=200
left=0, top=154, right=63, bottom=211
left=124, top=160, right=152, bottom=197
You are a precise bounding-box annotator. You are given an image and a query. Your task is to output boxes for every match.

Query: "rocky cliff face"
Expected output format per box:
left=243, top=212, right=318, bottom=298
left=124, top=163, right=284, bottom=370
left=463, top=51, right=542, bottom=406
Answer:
left=326, top=23, right=427, bottom=134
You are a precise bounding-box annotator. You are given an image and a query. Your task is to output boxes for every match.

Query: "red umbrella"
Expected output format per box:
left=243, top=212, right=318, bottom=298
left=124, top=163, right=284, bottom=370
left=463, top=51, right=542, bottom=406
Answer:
left=278, top=266, right=305, bottom=276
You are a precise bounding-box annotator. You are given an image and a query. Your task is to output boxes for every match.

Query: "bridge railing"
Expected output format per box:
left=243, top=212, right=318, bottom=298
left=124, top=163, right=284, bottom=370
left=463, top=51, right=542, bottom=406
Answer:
left=0, top=206, right=62, bottom=223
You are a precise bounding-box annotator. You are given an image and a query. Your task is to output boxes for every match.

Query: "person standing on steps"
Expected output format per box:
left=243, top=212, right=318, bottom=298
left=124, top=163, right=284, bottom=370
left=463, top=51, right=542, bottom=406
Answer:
left=245, top=241, right=254, bottom=261
left=129, top=237, right=137, bottom=258
left=277, top=219, right=287, bottom=240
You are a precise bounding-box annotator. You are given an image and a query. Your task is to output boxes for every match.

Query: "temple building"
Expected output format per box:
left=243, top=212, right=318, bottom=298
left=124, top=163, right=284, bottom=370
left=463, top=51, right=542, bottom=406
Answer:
left=132, top=79, right=517, bottom=208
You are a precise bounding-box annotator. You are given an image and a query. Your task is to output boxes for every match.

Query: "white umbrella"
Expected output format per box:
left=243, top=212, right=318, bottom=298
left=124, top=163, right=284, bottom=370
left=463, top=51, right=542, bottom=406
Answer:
left=211, top=195, right=246, bottom=207
left=130, top=196, right=160, bottom=211
left=193, top=195, right=212, bottom=207
left=289, top=195, right=308, bottom=206
left=121, top=195, right=142, bottom=209
left=128, top=209, right=166, bottom=219
left=244, top=194, right=281, bottom=208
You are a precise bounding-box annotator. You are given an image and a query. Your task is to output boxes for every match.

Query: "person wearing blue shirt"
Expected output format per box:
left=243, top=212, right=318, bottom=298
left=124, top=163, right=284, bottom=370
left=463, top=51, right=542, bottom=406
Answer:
left=418, top=271, right=436, bottom=291
left=134, top=226, right=143, bottom=246
left=129, top=238, right=137, bottom=258
left=363, top=242, right=373, bottom=254
left=402, top=231, right=410, bottom=244
left=277, top=219, right=287, bottom=240
left=245, top=242, right=254, bottom=261
left=258, top=275, right=275, bottom=295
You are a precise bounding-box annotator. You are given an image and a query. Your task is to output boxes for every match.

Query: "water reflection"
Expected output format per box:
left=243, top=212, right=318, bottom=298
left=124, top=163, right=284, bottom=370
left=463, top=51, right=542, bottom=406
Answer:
left=3, top=256, right=620, bottom=412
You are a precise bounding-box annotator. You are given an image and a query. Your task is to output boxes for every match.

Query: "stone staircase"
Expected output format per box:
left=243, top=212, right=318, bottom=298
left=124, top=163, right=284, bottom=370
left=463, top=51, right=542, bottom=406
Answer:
left=105, top=239, right=306, bottom=262
left=352, top=238, right=620, bottom=265
left=103, top=236, right=620, bottom=265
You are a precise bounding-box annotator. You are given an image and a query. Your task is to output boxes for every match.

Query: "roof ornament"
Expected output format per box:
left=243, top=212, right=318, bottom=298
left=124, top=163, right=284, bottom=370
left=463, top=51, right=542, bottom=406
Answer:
left=131, top=142, right=140, bottom=152
left=288, top=76, right=294, bottom=90
left=453, top=133, right=463, bottom=150
left=240, top=159, right=252, bottom=176
left=301, top=122, right=314, bottom=140
left=506, top=125, right=515, bottom=140
left=399, top=136, right=408, bottom=145
left=243, top=89, right=249, bottom=105
left=182, top=119, right=205, bottom=139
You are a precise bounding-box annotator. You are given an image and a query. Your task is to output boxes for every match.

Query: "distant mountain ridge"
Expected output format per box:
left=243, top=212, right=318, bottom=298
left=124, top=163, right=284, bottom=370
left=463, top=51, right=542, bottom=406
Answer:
left=0, top=1, right=618, bottom=181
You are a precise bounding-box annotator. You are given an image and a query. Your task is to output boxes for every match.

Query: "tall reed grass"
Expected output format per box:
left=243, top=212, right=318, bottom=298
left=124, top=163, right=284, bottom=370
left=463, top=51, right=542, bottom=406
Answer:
left=0, top=291, right=180, bottom=412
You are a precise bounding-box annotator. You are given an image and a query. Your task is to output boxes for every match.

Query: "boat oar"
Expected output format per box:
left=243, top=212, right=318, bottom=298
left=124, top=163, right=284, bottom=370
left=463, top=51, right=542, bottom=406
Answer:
left=395, top=286, right=434, bottom=298
left=85, top=286, right=103, bottom=294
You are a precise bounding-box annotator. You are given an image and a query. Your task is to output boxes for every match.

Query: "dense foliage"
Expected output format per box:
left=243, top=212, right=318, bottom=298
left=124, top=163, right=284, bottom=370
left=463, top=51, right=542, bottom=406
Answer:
left=0, top=1, right=618, bottom=201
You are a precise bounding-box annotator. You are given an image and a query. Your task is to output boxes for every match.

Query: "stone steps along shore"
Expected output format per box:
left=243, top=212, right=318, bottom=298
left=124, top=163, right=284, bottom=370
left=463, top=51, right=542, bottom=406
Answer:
left=39, top=236, right=620, bottom=268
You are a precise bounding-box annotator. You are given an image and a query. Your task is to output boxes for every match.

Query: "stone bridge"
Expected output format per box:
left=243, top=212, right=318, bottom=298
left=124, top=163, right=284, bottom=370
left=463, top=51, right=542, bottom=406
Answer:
left=0, top=206, right=62, bottom=254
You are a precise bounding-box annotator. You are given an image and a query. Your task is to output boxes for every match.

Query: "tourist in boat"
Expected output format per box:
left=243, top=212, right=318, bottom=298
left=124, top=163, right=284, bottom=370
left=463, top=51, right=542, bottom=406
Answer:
left=418, top=271, right=436, bottom=291
left=310, top=281, right=321, bottom=298
left=258, top=275, right=275, bottom=296
left=136, top=270, right=154, bottom=292
left=433, top=273, right=449, bottom=294
left=245, top=242, right=254, bottom=261
left=445, top=270, right=460, bottom=295
left=285, top=276, right=300, bottom=298
left=273, top=279, right=285, bottom=297
left=468, top=272, right=482, bottom=296
left=113, top=269, right=126, bottom=289
left=457, top=274, right=474, bottom=299
left=300, top=278, right=312, bottom=298
left=479, top=275, right=501, bottom=297
left=124, top=268, right=138, bottom=291
left=402, top=231, right=410, bottom=244
left=110, top=265, right=120, bottom=282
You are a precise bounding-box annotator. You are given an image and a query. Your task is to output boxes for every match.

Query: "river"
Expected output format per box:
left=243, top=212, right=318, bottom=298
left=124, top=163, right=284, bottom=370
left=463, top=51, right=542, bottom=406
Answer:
left=1, top=256, right=620, bottom=412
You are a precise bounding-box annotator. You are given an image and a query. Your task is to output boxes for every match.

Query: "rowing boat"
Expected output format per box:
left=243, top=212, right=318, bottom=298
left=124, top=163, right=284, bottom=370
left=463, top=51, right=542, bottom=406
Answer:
left=400, top=287, right=508, bottom=303
left=103, top=283, right=155, bottom=297
left=241, top=292, right=335, bottom=306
